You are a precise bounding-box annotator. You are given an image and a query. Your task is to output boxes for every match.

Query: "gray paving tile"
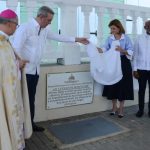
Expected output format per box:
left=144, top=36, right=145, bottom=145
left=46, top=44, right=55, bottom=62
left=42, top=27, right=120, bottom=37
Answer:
left=25, top=104, right=150, bottom=150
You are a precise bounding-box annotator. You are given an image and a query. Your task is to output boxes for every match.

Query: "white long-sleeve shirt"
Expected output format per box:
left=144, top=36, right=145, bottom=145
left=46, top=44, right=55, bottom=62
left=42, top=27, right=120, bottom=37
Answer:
left=12, top=18, right=75, bottom=75
left=133, top=33, right=150, bottom=71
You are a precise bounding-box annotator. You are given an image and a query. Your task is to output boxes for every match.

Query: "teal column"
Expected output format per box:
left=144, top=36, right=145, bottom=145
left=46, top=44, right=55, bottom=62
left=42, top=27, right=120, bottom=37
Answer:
left=97, top=0, right=124, bottom=3
left=96, top=0, right=125, bottom=44
left=20, top=2, right=27, bottom=23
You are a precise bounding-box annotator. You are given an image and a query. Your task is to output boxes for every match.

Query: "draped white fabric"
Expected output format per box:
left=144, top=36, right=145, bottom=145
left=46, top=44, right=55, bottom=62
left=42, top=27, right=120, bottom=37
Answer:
left=86, top=42, right=122, bottom=85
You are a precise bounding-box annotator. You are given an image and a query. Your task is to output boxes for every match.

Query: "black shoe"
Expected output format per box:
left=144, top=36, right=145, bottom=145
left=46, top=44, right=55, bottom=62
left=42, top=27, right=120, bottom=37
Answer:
left=110, top=112, right=116, bottom=116
left=136, top=111, right=143, bottom=118
left=118, top=114, right=124, bottom=118
left=33, top=125, right=45, bottom=132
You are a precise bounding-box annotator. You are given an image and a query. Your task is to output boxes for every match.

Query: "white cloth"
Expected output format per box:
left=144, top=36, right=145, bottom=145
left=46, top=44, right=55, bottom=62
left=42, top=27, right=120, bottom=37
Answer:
left=12, top=18, right=75, bottom=75
left=101, top=34, right=133, bottom=60
left=133, top=33, right=150, bottom=71
left=87, top=42, right=123, bottom=85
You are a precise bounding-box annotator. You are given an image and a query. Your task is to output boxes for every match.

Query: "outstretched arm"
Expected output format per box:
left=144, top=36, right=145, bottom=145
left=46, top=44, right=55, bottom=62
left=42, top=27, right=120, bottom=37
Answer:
left=75, top=37, right=89, bottom=45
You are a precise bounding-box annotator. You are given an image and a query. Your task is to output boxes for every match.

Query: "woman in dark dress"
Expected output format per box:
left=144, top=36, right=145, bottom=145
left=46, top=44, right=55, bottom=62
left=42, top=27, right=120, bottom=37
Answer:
left=97, top=19, right=134, bottom=118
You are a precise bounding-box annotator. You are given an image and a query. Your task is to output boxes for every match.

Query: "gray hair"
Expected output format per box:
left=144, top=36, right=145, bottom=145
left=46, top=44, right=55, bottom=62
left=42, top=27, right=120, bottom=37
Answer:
left=0, top=17, right=17, bottom=24
left=37, top=6, right=54, bottom=17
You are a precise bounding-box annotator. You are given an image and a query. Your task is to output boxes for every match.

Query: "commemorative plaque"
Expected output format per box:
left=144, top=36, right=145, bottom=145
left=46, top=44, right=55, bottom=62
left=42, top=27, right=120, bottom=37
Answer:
left=47, top=72, right=94, bottom=109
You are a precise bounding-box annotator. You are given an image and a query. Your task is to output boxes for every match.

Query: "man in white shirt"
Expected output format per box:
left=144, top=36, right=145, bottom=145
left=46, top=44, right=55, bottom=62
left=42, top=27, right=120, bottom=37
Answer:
left=133, top=20, right=150, bottom=118
left=12, top=6, right=89, bottom=132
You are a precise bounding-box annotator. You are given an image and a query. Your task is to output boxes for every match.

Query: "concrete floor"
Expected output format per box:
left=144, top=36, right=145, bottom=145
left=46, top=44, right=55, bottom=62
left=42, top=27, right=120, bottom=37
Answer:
left=25, top=104, right=150, bottom=150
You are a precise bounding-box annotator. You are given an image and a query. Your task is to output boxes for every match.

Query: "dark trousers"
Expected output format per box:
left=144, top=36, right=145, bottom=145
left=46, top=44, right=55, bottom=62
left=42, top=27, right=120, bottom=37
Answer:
left=26, top=74, right=39, bottom=126
left=138, top=70, right=150, bottom=112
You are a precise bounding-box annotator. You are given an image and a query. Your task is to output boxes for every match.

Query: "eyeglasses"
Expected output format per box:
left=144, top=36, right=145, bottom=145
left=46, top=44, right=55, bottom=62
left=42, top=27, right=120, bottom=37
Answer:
left=47, top=19, right=52, bottom=24
left=10, top=21, right=19, bottom=28
left=145, top=26, right=150, bottom=29
left=42, top=16, right=52, bottom=24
